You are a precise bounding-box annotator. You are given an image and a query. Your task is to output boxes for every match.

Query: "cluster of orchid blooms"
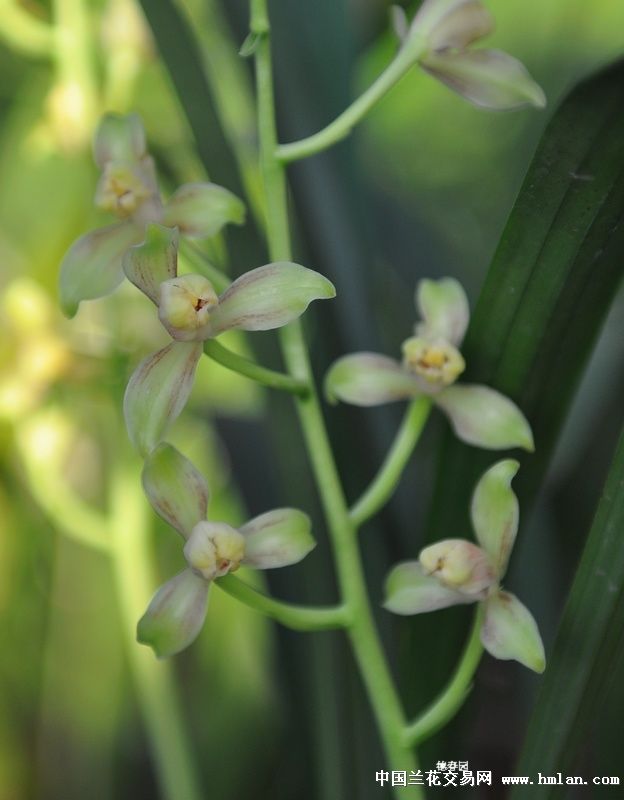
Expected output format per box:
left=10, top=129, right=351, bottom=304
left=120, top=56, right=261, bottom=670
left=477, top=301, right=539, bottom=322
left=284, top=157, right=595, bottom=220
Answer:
left=59, top=0, right=545, bottom=670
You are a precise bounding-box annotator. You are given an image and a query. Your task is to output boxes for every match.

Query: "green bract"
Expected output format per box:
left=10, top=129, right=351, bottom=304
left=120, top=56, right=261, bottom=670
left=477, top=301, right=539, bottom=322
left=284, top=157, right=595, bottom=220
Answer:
left=137, top=444, right=317, bottom=657
left=59, top=113, right=245, bottom=317
left=384, top=460, right=545, bottom=673
left=325, top=277, right=534, bottom=452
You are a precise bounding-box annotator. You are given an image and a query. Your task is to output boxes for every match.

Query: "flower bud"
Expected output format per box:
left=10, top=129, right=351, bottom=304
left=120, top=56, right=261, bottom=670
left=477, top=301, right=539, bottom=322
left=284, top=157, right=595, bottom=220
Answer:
left=184, top=521, right=245, bottom=581
left=402, top=336, right=465, bottom=389
left=419, top=539, right=496, bottom=595
left=158, top=275, right=219, bottom=341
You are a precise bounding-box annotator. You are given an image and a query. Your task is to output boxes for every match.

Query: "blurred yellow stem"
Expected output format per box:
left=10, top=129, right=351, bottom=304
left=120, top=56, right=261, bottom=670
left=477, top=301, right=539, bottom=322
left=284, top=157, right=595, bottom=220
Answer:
left=110, top=460, right=203, bottom=800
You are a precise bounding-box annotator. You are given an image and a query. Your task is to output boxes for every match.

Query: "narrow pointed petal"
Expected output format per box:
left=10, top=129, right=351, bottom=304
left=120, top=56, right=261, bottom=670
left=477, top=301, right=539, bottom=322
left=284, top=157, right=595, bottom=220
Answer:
left=162, top=182, right=246, bottom=239
left=384, top=561, right=475, bottom=615
left=59, top=222, right=143, bottom=317
left=137, top=569, right=209, bottom=658
left=481, top=590, right=546, bottom=673
left=435, top=384, right=534, bottom=451
left=471, top=459, right=519, bottom=577
left=123, top=224, right=178, bottom=304
left=124, top=342, right=202, bottom=456
left=240, top=508, right=316, bottom=570
left=412, top=0, right=494, bottom=51
left=325, top=353, right=420, bottom=406
left=420, top=539, right=496, bottom=595
left=421, top=49, right=546, bottom=110
left=415, top=277, right=470, bottom=347
left=142, top=443, right=209, bottom=538
left=93, top=112, right=146, bottom=168
left=208, top=263, right=335, bottom=335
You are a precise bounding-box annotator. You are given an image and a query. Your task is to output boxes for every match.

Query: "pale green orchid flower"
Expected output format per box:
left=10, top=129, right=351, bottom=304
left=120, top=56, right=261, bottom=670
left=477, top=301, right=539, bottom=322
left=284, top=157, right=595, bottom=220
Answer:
left=325, top=277, right=534, bottom=451
left=137, top=444, right=316, bottom=657
left=59, top=113, right=245, bottom=317
left=384, top=460, right=545, bottom=673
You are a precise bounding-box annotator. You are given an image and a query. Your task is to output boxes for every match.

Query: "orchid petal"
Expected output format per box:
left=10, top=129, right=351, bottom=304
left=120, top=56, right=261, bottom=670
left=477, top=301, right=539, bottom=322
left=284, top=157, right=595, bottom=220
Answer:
left=384, top=561, right=475, bottom=615
left=481, top=590, right=546, bottom=673
left=325, top=353, right=421, bottom=406
left=240, top=508, right=316, bottom=570
left=142, top=443, right=209, bottom=538
left=59, top=222, right=143, bottom=317
left=123, top=224, right=178, bottom=304
left=421, top=49, right=546, bottom=111
left=435, top=384, right=534, bottom=451
left=124, top=342, right=202, bottom=456
left=412, top=0, right=494, bottom=51
left=415, top=277, right=470, bottom=347
left=471, top=459, right=519, bottom=577
left=208, top=263, right=335, bottom=335
left=93, top=112, right=146, bottom=168
left=137, top=569, right=209, bottom=658
left=162, top=182, right=245, bottom=239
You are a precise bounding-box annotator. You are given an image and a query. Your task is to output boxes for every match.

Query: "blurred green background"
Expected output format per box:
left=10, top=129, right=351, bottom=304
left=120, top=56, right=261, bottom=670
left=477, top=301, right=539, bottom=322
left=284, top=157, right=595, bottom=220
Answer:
left=1, top=1, right=624, bottom=798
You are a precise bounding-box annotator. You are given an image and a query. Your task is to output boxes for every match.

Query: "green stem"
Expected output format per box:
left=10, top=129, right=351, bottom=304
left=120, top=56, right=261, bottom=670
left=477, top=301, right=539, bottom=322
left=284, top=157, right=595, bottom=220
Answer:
left=350, top=397, right=432, bottom=527
left=52, top=0, right=98, bottom=137
left=18, top=434, right=203, bottom=800
left=275, top=35, right=425, bottom=164
left=203, top=339, right=309, bottom=396
left=252, top=3, right=423, bottom=794
left=403, top=605, right=484, bottom=747
left=217, top=574, right=350, bottom=630
left=110, top=460, right=203, bottom=800
left=16, top=436, right=110, bottom=553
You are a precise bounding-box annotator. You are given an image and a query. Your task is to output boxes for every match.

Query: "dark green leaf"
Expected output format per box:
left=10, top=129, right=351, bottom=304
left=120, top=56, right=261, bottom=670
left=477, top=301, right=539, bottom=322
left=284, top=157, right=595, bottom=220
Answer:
left=511, top=424, right=624, bottom=797
left=413, top=59, right=624, bottom=748
left=427, top=59, right=624, bottom=539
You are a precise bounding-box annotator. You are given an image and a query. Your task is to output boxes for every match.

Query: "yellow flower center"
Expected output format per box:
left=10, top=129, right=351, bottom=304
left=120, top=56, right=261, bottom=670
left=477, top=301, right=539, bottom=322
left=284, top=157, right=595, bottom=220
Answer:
left=158, top=275, right=218, bottom=341
left=95, top=162, right=153, bottom=217
left=184, top=522, right=246, bottom=581
left=402, top=336, right=465, bottom=388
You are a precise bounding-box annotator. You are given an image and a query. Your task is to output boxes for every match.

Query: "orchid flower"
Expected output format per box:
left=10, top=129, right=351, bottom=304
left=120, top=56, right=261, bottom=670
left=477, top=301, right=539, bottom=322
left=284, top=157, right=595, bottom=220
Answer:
left=137, top=443, right=317, bottom=657
left=384, top=460, right=545, bottom=672
left=325, top=277, right=533, bottom=451
left=123, top=224, right=335, bottom=456
left=405, top=0, right=546, bottom=110
left=59, top=113, right=245, bottom=317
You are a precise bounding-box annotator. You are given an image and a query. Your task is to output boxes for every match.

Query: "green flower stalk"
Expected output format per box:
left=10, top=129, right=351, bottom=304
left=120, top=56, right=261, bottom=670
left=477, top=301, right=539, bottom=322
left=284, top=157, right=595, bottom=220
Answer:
left=325, top=277, right=534, bottom=451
